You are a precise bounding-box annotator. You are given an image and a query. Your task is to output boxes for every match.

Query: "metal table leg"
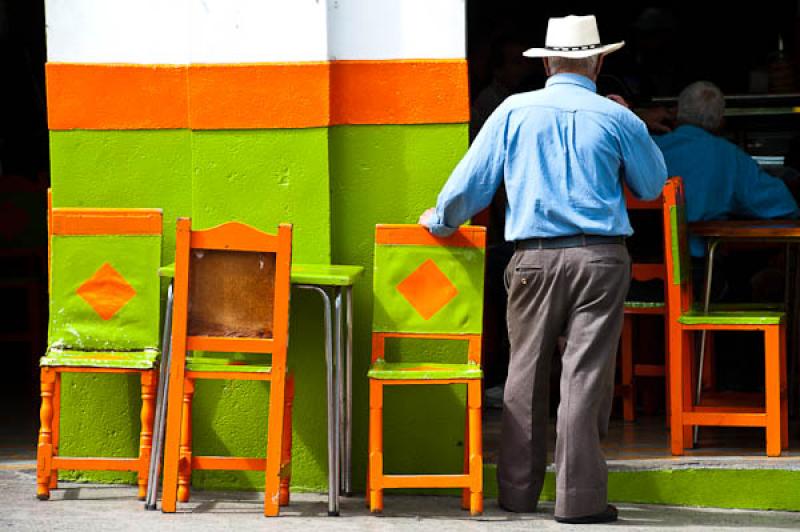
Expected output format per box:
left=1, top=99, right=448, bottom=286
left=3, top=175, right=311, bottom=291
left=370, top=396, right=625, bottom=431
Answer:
left=145, top=283, right=174, bottom=510
left=297, top=285, right=339, bottom=516
left=695, top=239, right=721, bottom=445
left=344, top=286, right=353, bottom=497
left=334, top=288, right=344, bottom=497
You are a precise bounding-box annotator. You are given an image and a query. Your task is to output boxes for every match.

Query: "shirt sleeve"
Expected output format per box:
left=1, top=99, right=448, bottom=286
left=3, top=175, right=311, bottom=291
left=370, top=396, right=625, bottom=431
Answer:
left=617, top=112, right=668, bottom=200
left=733, top=146, right=800, bottom=219
left=427, top=104, right=508, bottom=237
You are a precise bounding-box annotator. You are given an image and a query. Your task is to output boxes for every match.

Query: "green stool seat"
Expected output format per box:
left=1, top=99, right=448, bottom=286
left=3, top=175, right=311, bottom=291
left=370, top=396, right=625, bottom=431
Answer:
left=678, top=310, right=785, bottom=326
left=367, top=360, right=482, bottom=380
left=41, top=348, right=159, bottom=369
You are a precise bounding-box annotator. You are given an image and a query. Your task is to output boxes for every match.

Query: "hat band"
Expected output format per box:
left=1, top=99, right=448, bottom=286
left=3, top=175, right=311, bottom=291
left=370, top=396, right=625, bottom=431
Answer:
left=545, top=43, right=600, bottom=51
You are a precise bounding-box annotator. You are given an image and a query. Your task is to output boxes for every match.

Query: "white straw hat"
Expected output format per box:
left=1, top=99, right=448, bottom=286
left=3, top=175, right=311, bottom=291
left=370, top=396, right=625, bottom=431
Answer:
left=523, top=15, right=624, bottom=59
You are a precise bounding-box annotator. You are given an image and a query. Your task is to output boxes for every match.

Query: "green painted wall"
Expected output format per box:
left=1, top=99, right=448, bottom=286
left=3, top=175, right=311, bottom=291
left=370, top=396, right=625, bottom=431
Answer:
left=329, top=123, right=470, bottom=486
left=49, top=128, right=334, bottom=490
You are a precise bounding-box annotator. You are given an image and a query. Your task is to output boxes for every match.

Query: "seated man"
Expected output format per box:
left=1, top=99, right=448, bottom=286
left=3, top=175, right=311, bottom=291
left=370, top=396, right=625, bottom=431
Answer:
left=654, top=81, right=800, bottom=259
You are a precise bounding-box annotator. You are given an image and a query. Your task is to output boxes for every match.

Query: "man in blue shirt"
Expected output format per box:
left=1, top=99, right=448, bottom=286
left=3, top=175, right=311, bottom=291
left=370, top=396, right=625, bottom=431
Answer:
left=654, top=81, right=799, bottom=258
left=420, top=15, right=667, bottom=524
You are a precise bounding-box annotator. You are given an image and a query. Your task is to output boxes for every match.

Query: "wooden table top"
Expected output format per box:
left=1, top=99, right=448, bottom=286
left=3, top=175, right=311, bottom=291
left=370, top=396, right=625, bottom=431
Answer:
left=689, top=219, right=800, bottom=239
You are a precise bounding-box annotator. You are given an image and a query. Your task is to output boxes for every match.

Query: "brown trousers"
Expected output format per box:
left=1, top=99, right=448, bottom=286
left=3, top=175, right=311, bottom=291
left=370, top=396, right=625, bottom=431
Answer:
left=497, top=244, right=630, bottom=518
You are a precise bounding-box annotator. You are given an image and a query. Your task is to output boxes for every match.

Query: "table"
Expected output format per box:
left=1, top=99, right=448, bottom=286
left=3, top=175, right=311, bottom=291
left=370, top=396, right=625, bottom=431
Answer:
left=689, top=220, right=800, bottom=433
left=145, top=263, right=363, bottom=516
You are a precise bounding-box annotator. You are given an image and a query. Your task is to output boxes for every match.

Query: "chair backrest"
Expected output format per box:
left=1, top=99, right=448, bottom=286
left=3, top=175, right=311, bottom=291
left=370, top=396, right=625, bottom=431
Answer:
left=371, top=224, right=486, bottom=364
left=624, top=185, right=666, bottom=284
left=48, top=208, right=162, bottom=351
left=172, top=219, right=292, bottom=366
left=661, top=177, right=694, bottom=315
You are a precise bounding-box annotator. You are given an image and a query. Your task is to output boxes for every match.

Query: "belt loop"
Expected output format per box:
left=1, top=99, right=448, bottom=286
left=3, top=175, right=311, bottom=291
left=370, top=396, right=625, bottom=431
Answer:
left=537, top=239, right=543, bottom=250
left=581, top=234, right=587, bottom=246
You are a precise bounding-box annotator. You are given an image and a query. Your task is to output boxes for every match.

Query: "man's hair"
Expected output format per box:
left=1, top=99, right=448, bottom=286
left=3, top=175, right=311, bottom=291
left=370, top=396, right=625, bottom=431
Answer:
left=547, top=56, right=599, bottom=77
left=677, top=81, right=725, bottom=131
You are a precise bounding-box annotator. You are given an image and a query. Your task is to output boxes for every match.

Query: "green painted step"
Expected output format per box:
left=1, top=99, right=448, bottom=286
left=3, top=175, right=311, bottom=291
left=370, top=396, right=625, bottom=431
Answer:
left=41, top=348, right=159, bottom=369
left=368, top=360, right=482, bottom=380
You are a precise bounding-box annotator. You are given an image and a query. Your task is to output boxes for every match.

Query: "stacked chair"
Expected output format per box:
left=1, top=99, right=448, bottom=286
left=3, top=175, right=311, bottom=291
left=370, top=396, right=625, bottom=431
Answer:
left=37, top=208, right=162, bottom=500
left=367, top=224, right=486, bottom=515
left=160, top=219, right=294, bottom=516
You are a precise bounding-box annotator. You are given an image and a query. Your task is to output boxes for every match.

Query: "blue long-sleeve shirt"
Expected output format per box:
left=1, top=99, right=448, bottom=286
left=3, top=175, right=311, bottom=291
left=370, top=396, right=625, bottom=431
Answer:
left=428, top=73, right=668, bottom=239
left=654, top=124, right=800, bottom=257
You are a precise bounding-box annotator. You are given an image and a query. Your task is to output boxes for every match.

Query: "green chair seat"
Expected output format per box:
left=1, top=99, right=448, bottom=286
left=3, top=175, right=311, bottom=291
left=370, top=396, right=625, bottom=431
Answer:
left=159, top=262, right=366, bottom=287
left=678, top=310, right=784, bottom=326
left=186, top=356, right=272, bottom=374
left=41, top=348, right=159, bottom=369
left=367, top=361, right=482, bottom=380
left=624, top=300, right=665, bottom=309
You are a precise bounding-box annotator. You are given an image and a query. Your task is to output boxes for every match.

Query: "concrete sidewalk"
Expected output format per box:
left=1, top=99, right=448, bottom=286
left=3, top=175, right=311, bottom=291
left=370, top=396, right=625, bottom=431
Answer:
left=2, top=467, right=799, bottom=531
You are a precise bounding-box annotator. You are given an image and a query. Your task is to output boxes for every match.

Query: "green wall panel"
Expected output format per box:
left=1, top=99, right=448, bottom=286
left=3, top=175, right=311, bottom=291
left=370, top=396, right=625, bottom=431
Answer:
left=191, top=129, right=330, bottom=263
left=329, top=123, right=470, bottom=485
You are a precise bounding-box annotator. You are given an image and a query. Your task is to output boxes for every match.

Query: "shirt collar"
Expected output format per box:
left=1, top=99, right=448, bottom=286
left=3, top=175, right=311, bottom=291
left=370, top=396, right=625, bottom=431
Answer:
left=545, top=73, right=597, bottom=93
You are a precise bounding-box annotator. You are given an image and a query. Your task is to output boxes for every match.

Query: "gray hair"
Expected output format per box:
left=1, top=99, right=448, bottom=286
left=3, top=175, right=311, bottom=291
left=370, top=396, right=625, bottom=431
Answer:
left=677, top=81, right=725, bottom=131
left=547, top=55, right=599, bottom=77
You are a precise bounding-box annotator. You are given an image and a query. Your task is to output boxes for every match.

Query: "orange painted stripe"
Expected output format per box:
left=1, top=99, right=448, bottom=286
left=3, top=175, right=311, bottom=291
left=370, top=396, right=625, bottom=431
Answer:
left=375, top=224, right=486, bottom=248
left=47, top=60, right=468, bottom=129
left=189, top=62, right=331, bottom=129
left=46, top=63, right=188, bottom=130
left=331, top=60, right=469, bottom=125
left=51, top=208, right=162, bottom=236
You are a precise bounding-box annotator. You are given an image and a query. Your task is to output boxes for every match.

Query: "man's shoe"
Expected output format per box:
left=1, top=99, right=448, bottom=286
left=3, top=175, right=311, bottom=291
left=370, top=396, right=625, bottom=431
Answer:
left=498, top=499, right=537, bottom=513
left=554, top=504, right=618, bottom=524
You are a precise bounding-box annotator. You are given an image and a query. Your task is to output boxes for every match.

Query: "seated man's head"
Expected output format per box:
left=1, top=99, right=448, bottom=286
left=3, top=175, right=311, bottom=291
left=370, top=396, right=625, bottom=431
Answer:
left=677, top=81, right=725, bottom=133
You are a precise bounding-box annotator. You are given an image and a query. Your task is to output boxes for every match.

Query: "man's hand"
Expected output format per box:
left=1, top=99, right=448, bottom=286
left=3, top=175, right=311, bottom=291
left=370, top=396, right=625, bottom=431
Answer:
left=636, top=106, right=675, bottom=134
left=418, top=207, right=437, bottom=228
left=606, top=94, right=631, bottom=109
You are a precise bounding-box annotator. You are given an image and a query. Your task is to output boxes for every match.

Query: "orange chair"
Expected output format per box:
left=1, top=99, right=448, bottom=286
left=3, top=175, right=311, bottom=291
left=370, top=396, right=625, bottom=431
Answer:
left=160, top=219, right=293, bottom=516
left=367, top=224, right=486, bottom=515
left=619, top=189, right=669, bottom=421
left=662, top=177, right=788, bottom=456
left=37, top=208, right=162, bottom=500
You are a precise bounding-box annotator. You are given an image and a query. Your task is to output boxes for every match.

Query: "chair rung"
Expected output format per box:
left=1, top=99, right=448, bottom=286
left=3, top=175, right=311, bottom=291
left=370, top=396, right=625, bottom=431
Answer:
left=52, top=457, right=140, bottom=471
left=682, top=412, right=767, bottom=427
left=191, top=456, right=266, bottom=471
left=186, top=370, right=273, bottom=381
left=381, top=474, right=471, bottom=489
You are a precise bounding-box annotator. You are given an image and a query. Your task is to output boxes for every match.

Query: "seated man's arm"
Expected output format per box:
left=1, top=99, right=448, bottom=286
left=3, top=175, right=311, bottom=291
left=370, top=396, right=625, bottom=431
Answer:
left=734, top=147, right=800, bottom=219
left=617, top=112, right=668, bottom=200
left=424, top=104, right=507, bottom=237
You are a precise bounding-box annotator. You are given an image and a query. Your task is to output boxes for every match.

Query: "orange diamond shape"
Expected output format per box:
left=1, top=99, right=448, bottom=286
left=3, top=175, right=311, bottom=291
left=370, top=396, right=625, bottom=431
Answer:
left=396, top=259, right=458, bottom=320
left=76, top=263, right=136, bottom=320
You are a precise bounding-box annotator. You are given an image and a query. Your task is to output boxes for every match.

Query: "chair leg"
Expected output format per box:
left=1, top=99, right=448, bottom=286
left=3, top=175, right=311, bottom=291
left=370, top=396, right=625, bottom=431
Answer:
left=49, top=372, right=61, bottom=490
left=280, top=374, right=295, bottom=507
left=669, top=326, right=686, bottom=456
left=621, top=316, right=635, bottom=422
left=780, top=325, right=789, bottom=450
left=467, top=381, right=483, bottom=516
left=368, top=380, right=383, bottom=513
left=138, top=370, right=157, bottom=500
left=682, top=330, right=695, bottom=449
left=37, top=368, right=56, bottom=500
left=765, top=327, right=782, bottom=457
left=264, top=372, right=288, bottom=517
left=177, top=378, right=195, bottom=503
left=461, top=410, right=469, bottom=511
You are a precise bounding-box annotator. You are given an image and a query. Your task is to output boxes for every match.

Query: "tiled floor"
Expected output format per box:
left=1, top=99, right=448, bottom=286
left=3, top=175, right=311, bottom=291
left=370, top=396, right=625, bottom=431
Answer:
left=483, top=407, right=800, bottom=468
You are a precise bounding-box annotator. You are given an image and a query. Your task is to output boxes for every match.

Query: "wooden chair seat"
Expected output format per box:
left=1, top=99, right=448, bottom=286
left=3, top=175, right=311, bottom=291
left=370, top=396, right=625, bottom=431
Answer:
left=41, top=348, right=158, bottom=369
left=367, top=361, right=482, bottom=380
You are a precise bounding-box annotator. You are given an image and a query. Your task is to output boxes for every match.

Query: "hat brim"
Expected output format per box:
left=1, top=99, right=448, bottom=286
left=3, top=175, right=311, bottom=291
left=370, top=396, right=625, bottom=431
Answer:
left=522, top=41, right=624, bottom=59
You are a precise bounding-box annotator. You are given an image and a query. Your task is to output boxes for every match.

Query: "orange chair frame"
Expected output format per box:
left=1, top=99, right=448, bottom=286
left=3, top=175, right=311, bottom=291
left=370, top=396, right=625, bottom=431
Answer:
left=160, top=219, right=293, bottom=516
left=662, top=178, right=788, bottom=456
left=367, top=225, right=486, bottom=516
left=619, top=189, right=669, bottom=421
left=37, top=208, right=162, bottom=501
